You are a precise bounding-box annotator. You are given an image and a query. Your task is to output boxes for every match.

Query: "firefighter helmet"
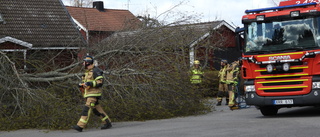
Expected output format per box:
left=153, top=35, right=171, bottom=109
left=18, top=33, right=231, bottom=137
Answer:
left=194, top=60, right=200, bottom=65
left=83, top=56, right=94, bottom=65
left=221, top=59, right=228, bottom=64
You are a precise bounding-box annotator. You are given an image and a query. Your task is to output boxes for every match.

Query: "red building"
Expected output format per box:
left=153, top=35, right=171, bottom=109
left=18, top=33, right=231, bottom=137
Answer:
left=66, top=1, right=142, bottom=46
left=188, top=20, right=241, bottom=70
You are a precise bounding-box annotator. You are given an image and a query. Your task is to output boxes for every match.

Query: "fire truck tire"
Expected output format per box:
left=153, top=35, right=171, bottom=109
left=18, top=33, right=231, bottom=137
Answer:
left=260, top=106, right=278, bottom=116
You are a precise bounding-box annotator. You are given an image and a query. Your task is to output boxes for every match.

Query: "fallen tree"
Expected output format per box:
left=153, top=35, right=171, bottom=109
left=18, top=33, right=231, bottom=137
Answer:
left=0, top=2, right=230, bottom=130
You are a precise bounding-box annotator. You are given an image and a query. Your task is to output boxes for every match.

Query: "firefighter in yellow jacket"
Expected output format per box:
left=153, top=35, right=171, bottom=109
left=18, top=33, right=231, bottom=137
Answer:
left=226, top=60, right=240, bottom=110
left=73, top=56, right=112, bottom=132
left=190, top=60, right=204, bottom=84
left=217, top=59, right=229, bottom=106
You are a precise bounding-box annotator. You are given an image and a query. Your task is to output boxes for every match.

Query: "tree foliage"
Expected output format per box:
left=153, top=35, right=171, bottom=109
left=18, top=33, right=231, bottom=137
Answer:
left=68, top=0, right=93, bottom=7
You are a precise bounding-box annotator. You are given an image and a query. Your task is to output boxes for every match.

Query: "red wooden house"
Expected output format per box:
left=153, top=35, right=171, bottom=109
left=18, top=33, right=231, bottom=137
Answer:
left=189, top=20, right=242, bottom=70
left=66, top=1, right=142, bottom=46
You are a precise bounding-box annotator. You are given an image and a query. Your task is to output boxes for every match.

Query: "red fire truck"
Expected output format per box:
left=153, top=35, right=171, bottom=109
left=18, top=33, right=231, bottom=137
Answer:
left=236, top=0, right=320, bottom=116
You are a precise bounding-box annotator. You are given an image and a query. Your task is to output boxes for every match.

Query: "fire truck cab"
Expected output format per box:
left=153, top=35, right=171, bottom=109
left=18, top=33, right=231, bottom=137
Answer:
left=237, top=0, right=320, bottom=116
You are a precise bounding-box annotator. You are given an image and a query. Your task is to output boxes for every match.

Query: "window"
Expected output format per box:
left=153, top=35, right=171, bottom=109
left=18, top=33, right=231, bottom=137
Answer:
left=245, top=18, right=317, bottom=54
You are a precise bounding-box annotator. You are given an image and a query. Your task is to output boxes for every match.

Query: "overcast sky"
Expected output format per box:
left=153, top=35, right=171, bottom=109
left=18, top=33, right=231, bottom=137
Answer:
left=62, top=0, right=281, bottom=27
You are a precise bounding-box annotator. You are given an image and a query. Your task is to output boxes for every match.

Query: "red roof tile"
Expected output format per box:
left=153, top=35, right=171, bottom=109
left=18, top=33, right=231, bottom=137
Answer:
left=66, top=6, right=142, bottom=32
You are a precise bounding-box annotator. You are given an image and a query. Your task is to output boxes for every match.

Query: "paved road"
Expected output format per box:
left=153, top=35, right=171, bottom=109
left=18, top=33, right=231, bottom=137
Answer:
left=2, top=103, right=320, bottom=137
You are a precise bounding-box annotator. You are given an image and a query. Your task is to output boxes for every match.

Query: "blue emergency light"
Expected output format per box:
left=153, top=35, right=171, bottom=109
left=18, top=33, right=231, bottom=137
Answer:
left=245, top=2, right=317, bottom=14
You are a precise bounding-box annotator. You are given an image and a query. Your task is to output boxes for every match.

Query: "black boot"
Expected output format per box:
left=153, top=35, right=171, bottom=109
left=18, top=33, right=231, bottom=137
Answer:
left=216, top=101, right=222, bottom=106
left=72, top=125, right=83, bottom=132
left=225, top=99, right=229, bottom=105
left=230, top=105, right=239, bottom=110
left=101, top=119, right=112, bottom=129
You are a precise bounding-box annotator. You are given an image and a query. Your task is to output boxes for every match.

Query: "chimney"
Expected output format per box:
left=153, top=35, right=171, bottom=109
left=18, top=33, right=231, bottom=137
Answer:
left=93, top=1, right=104, bottom=12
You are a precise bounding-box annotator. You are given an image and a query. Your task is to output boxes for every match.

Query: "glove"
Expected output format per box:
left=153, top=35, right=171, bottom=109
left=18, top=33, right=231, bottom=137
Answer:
left=78, top=83, right=85, bottom=94
left=78, top=83, right=84, bottom=88
left=85, top=82, right=93, bottom=87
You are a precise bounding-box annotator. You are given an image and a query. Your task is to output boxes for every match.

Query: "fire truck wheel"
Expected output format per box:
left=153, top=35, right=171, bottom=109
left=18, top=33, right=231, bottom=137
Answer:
left=259, top=106, right=278, bottom=116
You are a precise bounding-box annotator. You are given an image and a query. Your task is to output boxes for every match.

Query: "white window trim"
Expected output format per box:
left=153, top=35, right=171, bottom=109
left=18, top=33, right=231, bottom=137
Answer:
left=0, top=36, right=82, bottom=70
left=1, top=49, right=27, bottom=70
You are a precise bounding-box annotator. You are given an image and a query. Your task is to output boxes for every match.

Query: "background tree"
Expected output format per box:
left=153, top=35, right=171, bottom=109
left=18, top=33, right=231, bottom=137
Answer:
left=137, top=15, right=162, bottom=28
left=69, top=0, right=93, bottom=7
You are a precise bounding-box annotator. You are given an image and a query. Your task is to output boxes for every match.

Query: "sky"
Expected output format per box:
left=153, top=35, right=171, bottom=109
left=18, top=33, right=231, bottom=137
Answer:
left=62, top=0, right=281, bottom=28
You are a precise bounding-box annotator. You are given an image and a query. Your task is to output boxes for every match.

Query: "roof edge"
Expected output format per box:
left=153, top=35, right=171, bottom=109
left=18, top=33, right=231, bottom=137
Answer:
left=218, top=20, right=236, bottom=32
left=189, top=20, right=236, bottom=47
left=0, top=36, right=33, bottom=48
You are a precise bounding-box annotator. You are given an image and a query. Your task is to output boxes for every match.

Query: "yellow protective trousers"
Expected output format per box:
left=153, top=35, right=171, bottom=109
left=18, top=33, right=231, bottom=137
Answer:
left=227, top=84, right=237, bottom=107
left=77, top=97, right=111, bottom=128
left=217, top=83, right=228, bottom=102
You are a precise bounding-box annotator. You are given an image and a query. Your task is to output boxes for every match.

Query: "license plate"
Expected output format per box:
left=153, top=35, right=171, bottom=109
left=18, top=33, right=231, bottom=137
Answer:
left=273, top=99, right=294, bottom=105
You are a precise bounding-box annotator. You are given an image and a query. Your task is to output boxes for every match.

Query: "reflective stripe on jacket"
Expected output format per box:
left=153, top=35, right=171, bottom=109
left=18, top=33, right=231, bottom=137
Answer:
left=190, top=67, right=204, bottom=84
left=226, top=62, right=239, bottom=84
left=83, top=67, right=104, bottom=98
left=218, top=65, right=227, bottom=83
